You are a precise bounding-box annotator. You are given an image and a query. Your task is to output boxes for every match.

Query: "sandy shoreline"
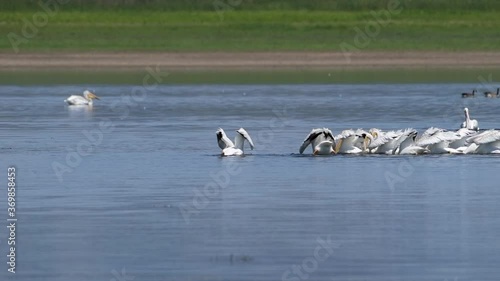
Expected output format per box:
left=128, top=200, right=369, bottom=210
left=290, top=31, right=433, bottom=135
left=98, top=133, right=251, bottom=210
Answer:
left=2, top=51, right=500, bottom=71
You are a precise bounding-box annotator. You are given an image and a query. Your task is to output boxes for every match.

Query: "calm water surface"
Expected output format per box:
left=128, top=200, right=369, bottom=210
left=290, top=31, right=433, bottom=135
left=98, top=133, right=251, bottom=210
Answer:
left=0, top=84, right=499, bottom=281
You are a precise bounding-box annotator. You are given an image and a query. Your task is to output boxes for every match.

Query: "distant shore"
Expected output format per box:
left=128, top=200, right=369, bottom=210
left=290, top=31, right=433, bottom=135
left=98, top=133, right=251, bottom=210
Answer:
left=3, top=51, right=500, bottom=71
left=3, top=9, right=500, bottom=52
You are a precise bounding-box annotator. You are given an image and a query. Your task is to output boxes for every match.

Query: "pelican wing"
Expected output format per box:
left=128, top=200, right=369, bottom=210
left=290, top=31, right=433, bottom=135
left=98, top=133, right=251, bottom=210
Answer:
left=335, top=129, right=357, bottom=140
left=354, top=128, right=369, bottom=136
left=334, top=129, right=367, bottom=153
left=216, top=128, right=234, bottom=150
left=237, top=128, right=255, bottom=150
left=449, top=128, right=478, bottom=149
left=322, top=128, right=335, bottom=142
left=467, top=130, right=500, bottom=144
left=399, top=145, right=428, bottom=155
left=368, top=134, right=394, bottom=149
left=392, top=128, right=417, bottom=148
left=65, top=95, right=89, bottom=105
left=417, top=129, right=459, bottom=147
left=420, top=127, right=444, bottom=138
left=456, top=128, right=477, bottom=138
left=299, top=128, right=323, bottom=154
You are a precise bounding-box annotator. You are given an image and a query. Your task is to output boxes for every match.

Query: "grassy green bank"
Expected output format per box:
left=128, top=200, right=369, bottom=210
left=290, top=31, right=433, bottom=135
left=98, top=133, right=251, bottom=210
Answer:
left=3, top=68, right=500, bottom=85
left=2, top=9, right=500, bottom=52
left=3, top=0, right=500, bottom=12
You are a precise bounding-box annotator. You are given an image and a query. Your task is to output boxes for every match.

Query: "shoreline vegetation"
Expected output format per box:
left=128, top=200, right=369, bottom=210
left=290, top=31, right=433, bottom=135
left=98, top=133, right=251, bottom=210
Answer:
left=2, top=0, right=500, bottom=11
left=2, top=1, right=500, bottom=83
left=2, top=8, right=500, bottom=52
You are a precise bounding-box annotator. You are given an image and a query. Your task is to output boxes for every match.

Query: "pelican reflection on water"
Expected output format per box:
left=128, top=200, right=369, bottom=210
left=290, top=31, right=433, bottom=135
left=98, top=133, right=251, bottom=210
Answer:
left=67, top=103, right=94, bottom=118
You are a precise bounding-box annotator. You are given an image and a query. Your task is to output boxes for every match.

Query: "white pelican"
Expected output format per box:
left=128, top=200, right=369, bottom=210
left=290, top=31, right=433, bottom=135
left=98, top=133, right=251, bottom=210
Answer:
left=334, top=129, right=370, bottom=154
left=65, top=90, right=100, bottom=105
left=460, top=107, right=479, bottom=131
left=466, top=129, right=500, bottom=154
left=299, top=128, right=335, bottom=155
left=393, top=128, right=427, bottom=155
left=449, top=128, right=478, bottom=153
left=366, top=129, right=399, bottom=154
left=368, top=129, right=415, bottom=154
left=415, top=127, right=462, bottom=154
left=216, top=128, right=255, bottom=156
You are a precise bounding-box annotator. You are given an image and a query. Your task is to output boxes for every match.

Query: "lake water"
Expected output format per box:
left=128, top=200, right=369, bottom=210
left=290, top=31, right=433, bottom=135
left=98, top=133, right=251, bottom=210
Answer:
left=0, top=84, right=499, bottom=281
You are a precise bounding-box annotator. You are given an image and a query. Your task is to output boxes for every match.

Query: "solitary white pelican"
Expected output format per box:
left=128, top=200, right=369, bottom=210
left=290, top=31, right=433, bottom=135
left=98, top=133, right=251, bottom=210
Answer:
left=216, top=128, right=255, bottom=156
left=466, top=129, right=500, bottom=154
left=65, top=90, right=100, bottom=105
left=299, top=128, right=335, bottom=155
left=460, top=107, right=479, bottom=131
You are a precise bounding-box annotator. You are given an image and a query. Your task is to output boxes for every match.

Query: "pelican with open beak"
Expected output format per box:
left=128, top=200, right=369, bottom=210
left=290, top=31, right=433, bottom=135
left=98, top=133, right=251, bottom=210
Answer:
left=65, top=90, right=100, bottom=105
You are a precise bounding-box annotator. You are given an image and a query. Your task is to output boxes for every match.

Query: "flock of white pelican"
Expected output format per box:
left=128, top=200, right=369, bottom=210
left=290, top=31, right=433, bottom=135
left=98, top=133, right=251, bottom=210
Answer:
left=217, top=108, right=500, bottom=156
left=62, top=91, right=498, bottom=156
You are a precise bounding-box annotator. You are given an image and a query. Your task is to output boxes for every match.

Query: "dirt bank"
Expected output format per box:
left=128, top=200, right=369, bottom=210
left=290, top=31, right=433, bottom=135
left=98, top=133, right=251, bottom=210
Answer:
left=2, top=51, right=500, bottom=71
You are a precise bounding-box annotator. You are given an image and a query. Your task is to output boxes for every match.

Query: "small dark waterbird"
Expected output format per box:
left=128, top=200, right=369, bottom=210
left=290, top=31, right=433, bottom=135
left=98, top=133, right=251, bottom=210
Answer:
left=461, top=89, right=476, bottom=98
left=484, top=88, right=499, bottom=98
